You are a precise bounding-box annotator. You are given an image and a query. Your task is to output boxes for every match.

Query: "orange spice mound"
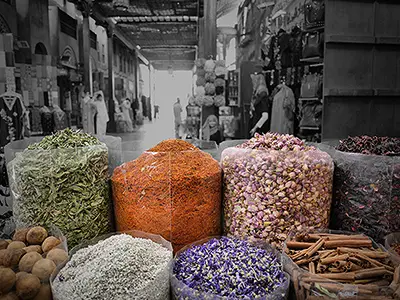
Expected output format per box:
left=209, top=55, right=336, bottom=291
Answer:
left=148, top=139, right=197, bottom=152
left=112, top=139, right=222, bottom=252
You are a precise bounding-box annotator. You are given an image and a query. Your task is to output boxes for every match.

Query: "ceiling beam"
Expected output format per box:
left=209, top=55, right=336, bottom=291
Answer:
left=115, top=20, right=197, bottom=25
left=141, top=45, right=197, bottom=49
left=91, top=4, right=149, bottom=65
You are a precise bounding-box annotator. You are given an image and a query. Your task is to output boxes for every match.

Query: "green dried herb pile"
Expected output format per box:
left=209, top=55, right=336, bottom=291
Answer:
left=9, top=129, right=111, bottom=248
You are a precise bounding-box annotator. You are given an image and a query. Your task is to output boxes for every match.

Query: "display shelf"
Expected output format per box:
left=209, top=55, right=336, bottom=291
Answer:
left=299, top=97, right=319, bottom=101
left=326, top=35, right=375, bottom=44
left=310, top=62, right=324, bottom=67
left=300, top=57, right=324, bottom=64
left=304, top=25, right=325, bottom=32
left=324, top=88, right=374, bottom=97
left=300, top=126, right=320, bottom=131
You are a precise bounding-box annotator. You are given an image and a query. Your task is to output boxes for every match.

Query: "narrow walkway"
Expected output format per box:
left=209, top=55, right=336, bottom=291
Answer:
left=114, top=114, right=183, bottom=158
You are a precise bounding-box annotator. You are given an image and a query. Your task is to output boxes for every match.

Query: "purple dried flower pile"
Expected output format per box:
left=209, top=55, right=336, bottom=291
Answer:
left=173, top=237, right=287, bottom=299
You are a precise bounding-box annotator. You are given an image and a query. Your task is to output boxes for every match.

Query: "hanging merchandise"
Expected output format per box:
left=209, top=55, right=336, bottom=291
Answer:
left=304, top=0, right=325, bottom=29
left=214, top=95, right=226, bottom=107
left=215, top=66, right=228, bottom=78
left=196, top=76, right=206, bottom=87
left=205, top=72, right=216, bottom=83
left=112, top=140, right=222, bottom=252
left=203, top=95, right=214, bottom=107
left=0, top=91, right=26, bottom=151
left=300, top=73, right=323, bottom=98
left=52, top=105, right=67, bottom=131
left=317, top=137, right=400, bottom=243
left=204, top=59, right=216, bottom=73
left=303, top=31, right=324, bottom=58
left=194, top=94, right=205, bottom=106
left=40, top=106, right=54, bottom=135
left=195, top=86, right=205, bottom=96
left=270, top=84, right=296, bottom=134
left=29, top=107, right=42, bottom=133
left=215, top=86, right=225, bottom=95
left=204, top=83, right=216, bottom=96
left=196, top=68, right=206, bottom=77
left=214, top=78, right=225, bottom=87
left=221, top=133, right=334, bottom=248
left=290, top=26, right=304, bottom=67
left=299, top=101, right=323, bottom=128
left=7, top=129, right=112, bottom=248
left=195, top=58, right=206, bottom=68
left=215, top=60, right=225, bottom=67
left=277, top=29, right=292, bottom=69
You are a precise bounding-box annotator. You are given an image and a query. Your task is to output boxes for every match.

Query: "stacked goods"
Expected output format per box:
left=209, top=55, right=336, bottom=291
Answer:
left=8, top=129, right=111, bottom=248
left=222, top=133, right=333, bottom=248
left=171, top=236, right=289, bottom=299
left=194, top=58, right=227, bottom=107
left=0, top=226, right=68, bottom=299
left=317, top=136, right=400, bottom=243
left=51, top=232, right=172, bottom=300
left=112, top=139, right=222, bottom=252
left=285, top=231, right=400, bottom=299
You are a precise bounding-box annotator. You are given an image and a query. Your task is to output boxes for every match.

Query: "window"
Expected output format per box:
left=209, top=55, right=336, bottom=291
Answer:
left=59, top=9, right=77, bottom=39
left=97, top=42, right=100, bottom=60
left=119, top=54, right=123, bottom=72
left=90, top=31, right=97, bottom=49
left=102, top=45, right=105, bottom=63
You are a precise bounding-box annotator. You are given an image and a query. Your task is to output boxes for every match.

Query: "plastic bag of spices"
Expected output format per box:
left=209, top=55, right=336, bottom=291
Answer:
left=171, top=236, right=290, bottom=300
left=284, top=229, right=399, bottom=300
left=222, top=133, right=333, bottom=248
left=7, top=129, right=112, bottom=248
left=316, top=140, right=400, bottom=244
left=51, top=230, right=173, bottom=300
left=112, top=139, right=222, bottom=252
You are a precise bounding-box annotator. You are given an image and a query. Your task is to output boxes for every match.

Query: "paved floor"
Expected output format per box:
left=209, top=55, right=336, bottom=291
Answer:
left=114, top=114, right=186, bottom=161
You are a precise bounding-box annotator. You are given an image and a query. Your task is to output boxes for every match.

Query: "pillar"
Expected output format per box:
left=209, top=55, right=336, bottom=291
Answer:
left=77, top=0, right=92, bottom=93
left=199, top=0, right=217, bottom=59
left=106, top=24, right=116, bottom=132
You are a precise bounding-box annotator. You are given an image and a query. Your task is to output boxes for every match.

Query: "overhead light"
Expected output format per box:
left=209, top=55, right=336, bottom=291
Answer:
left=136, top=45, right=141, bottom=50
left=113, top=0, right=129, bottom=11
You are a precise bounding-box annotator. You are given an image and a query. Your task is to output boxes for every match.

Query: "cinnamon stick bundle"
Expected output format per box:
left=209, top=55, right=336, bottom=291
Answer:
left=320, top=254, right=349, bottom=265
left=287, top=241, right=314, bottom=249
left=338, top=247, right=390, bottom=259
left=287, top=232, right=396, bottom=298
left=324, top=240, right=373, bottom=249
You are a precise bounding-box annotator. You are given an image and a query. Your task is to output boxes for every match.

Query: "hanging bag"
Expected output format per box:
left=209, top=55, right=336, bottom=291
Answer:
left=302, top=31, right=324, bottom=58
left=304, top=0, right=325, bottom=29
left=300, top=73, right=322, bottom=98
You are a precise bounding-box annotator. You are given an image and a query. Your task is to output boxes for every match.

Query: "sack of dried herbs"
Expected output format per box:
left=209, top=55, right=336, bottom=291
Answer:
left=222, top=133, right=334, bottom=248
left=51, top=230, right=172, bottom=300
left=171, top=236, right=289, bottom=300
left=316, top=137, right=400, bottom=243
left=112, top=139, right=222, bottom=252
left=7, top=129, right=112, bottom=248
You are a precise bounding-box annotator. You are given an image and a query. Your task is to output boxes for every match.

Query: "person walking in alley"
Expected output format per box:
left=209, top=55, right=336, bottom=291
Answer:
left=121, top=98, right=134, bottom=132
left=92, top=91, right=109, bottom=135
left=173, top=98, right=183, bottom=139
